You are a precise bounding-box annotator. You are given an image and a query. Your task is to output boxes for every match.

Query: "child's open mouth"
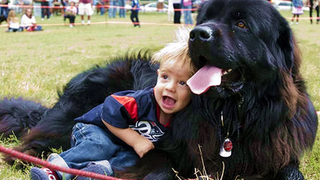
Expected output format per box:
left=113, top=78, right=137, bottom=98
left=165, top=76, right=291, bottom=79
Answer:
left=162, top=96, right=176, bottom=109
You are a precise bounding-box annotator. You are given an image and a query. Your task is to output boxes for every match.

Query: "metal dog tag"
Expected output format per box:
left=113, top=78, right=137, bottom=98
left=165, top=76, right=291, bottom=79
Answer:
left=219, top=138, right=232, bottom=157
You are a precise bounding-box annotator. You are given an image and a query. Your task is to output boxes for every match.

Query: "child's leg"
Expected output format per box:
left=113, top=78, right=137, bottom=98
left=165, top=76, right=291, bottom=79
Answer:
left=30, top=122, right=120, bottom=179
left=59, top=123, right=120, bottom=169
left=69, top=15, right=75, bottom=27
left=76, top=147, right=139, bottom=179
left=291, top=14, right=295, bottom=22
left=70, top=15, right=75, bottom=24
left=77, top=160, right=113, bottom=180
left=109, top=149, right=139, bottom=171
left=64, top=15, right=70, bottom=24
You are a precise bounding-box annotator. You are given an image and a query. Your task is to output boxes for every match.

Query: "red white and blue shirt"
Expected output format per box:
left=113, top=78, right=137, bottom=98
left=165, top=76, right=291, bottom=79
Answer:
left=74, top=87, right=171, bottom=142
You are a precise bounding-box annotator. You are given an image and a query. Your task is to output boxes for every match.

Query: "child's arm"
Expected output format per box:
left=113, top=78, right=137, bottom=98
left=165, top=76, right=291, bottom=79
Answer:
left=102, top=120, right=154, bottom=158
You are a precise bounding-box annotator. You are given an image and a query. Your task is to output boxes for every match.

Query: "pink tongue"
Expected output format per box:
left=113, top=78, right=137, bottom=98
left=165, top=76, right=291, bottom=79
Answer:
left=187, top=65, right=222, bottom=94
left=163, top=97, right=175, bottom=105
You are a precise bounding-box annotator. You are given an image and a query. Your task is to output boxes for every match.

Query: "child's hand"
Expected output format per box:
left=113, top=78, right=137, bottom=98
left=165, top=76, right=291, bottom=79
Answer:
left=132, top=138, right=154, bottom=158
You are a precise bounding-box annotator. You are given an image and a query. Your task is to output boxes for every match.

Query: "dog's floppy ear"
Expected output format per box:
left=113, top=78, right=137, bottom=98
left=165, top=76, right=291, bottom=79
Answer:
left=277, top=21, right=294, bottom=71
left=276, top=19, right=304, bottom=117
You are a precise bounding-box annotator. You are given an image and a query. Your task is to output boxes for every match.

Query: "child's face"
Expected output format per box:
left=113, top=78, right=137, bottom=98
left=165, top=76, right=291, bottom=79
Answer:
left=154, top=59, right=192, bottom=115
left=26, top=9, right=32, bottom=16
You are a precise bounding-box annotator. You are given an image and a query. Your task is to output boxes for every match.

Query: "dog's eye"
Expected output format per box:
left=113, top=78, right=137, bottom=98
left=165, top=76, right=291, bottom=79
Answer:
left=236, top=21, right=246, bottom=29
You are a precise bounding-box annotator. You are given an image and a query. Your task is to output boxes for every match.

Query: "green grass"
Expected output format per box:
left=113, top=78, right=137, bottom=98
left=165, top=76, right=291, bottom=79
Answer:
left=0, top=10, right=319, bottom=179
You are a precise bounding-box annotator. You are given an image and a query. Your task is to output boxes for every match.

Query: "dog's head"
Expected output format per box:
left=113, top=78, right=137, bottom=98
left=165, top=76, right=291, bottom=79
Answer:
left=188, top=0, right=294, bottom=97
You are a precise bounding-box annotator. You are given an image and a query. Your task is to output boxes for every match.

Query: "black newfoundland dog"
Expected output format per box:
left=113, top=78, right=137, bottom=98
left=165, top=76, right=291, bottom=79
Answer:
left=0, top=0, right=318, bottom=179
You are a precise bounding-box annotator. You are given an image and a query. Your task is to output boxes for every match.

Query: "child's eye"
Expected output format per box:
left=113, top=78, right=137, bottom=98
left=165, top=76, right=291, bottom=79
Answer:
left=162, top=75, right=168, bottom=79
left=179, top=81, right=186, bottom=85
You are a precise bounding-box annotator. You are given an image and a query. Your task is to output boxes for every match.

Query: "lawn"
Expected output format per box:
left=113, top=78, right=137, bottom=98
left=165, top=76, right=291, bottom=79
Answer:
left=0, top=10, right=319, bottom=179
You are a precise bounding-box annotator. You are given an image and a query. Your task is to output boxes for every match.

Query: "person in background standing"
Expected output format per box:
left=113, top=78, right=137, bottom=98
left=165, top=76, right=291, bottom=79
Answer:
left=108, top=0, right=117, bottom=18
left=172, top=0, right=181, bottom=24
left=131, top=0, right=140, bottom=27
left=307, top=0, right=320, bottom=24
left=109, top=0, right=118, bottom=18
left=291, top=0, right=304, bottom=25
left=97, top=0, right=106, bottom=15
left=307, top=0, right=314, bottom=24
left=79, top=0, right=93, bottom=25
left=14, top=0, right=23, bottom=14
left=0, top=0, right=9, bottom=18
left=118, top=0, right=126, bottom=18
left=33, top=0, right=42, bottom=17
left=60, top=0, right=67, bottom=17
left=315, top=0, right=320, bottom=24
left=21, top=0, right=33, bottom=14
left=41, top=0, right=51, bottom=20
left=182, top=0, right=192, bottom=25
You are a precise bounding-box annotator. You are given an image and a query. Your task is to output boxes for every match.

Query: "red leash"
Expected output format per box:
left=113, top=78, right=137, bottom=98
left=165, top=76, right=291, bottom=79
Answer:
left=0, top=145, right=132, bottom=180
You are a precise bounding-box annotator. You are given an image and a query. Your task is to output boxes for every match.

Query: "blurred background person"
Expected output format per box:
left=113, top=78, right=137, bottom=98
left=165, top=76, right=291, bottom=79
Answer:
left=118, top=0, right=125, bottom=18
left=96, top=0, right=106, bottom=15
left=79, top=0, right=93, bottom=25
left=6, top=9, right=21, bottom=32
left=308, top=0, right=320, bottom=24
left=41, top=0, right=51, bottom=20
left=21, top=8, right=43, bottom=31
left=33, top=0, right=42, bottom=17
left=108, top=0, right=117, bottom=18
left=64, top=0, right=77, bottom=27
left=291, top=0, right=304, bottom=24
left=130, top=0, right=139, bottom=27
left=172, top=0, right=181, bottom=24
left=13, top=0, right=23, bottom=14
left=182, top=0, right=192, bottom=25
left=0, top=0, right=9, bottom=18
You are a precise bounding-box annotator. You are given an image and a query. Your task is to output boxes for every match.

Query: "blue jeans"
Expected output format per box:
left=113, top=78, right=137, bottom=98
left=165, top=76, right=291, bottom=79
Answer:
left=183, top=5, right=193, bottom=25
left=49, top=122, right=139, bottom=178
left=0, top=6, right=8, bottom=17
left=108, top=0, right=117, bottom=18
left=118, top=0, right=125, bottom=18
left=33, top=2, right=42, bottom=17
left=99, top=2, right=106, bottom=15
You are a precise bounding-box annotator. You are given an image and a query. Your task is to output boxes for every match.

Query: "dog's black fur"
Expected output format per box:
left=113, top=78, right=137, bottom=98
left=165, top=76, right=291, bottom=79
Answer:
left=0, top=15, right=7, bottom=25
left=0, top=0, right=318, bottom=179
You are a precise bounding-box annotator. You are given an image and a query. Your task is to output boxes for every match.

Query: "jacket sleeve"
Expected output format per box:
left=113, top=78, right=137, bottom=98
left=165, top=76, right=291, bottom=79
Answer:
left=101, top=94, right=138, bottom=128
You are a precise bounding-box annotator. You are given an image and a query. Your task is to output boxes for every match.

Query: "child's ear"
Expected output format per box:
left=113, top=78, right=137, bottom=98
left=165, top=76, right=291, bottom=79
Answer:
left=157, top=69, right=160, bottom=75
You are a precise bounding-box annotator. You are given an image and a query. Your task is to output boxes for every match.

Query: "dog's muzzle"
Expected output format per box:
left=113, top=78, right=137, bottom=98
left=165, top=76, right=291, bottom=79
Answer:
left=190, top=26, right=213, bottom=42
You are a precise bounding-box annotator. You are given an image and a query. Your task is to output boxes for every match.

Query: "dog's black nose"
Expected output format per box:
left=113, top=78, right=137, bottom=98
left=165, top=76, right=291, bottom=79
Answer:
left=190, top=26, right=213, bottom=42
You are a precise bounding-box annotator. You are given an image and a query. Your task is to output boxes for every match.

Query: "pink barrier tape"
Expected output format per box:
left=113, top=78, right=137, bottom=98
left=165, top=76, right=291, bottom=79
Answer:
left=0, top=20, right=185, bottom=27
left=0, top=145, right=133, bottom=180
left=0, top=4, right=198, bottom=11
